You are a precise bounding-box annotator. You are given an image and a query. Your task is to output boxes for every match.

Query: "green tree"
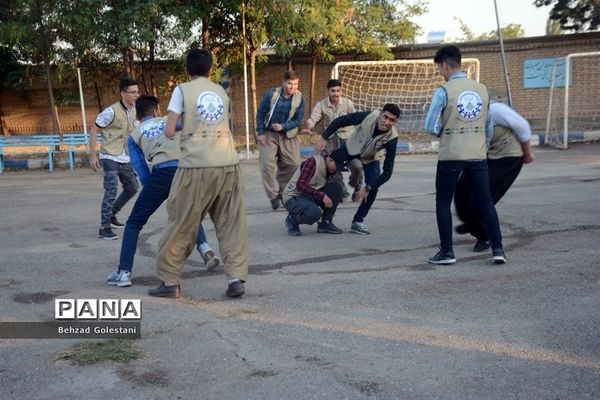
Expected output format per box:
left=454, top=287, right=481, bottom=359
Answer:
left=455, top=18, right=525, bottom=41
left=267, top=0, right=358, bottom=107
left=267, top=0, right=425, bottom=107
left=0, top=0, right=63, bottom=135
left=0, top=46, right=27, bottom=135
left=242, top=0, right=270, bottom=128
left=477, top=23, right=525, bottom=40
left=545, top=18, right=564, bottom=35
left=347, top=0, right=425, bottom=59
left=534, top=0, right=600, bottom=32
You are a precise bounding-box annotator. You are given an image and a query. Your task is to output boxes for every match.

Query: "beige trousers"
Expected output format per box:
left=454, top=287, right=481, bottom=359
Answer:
left=258, top=132, right=301, bottom=200
left=156, top=165, right=249, bottom=284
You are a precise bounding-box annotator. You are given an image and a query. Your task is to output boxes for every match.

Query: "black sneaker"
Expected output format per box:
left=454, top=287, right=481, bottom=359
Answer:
left=110, top=216, right=125, bottom=229
left=98, top=227, right=118, bottom=240
left=427, top=249, right=456, bottom=265
left=492, top=248, right=507, bottom=264
left=270, top=197, right=281, bottom=210
left=285, top=215, right=301, bottom=236
left=148, top=282, right=181, bottom=298
left=225, top=280, right=245, bottom=298
left=455, top=224, right=469, bottom=235
left=317, top=221, right=343, bottom=234
left=473, top=239, right=491, bottom=252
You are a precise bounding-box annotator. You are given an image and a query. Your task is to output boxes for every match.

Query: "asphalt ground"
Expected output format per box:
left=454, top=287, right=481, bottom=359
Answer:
left=0, top=142, right=599, bottom=399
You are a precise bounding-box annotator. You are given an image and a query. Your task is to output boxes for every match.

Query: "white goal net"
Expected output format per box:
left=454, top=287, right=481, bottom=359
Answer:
left=545, top=51, right=600, bottom=149
left=331, top=59, right=480, bottom=144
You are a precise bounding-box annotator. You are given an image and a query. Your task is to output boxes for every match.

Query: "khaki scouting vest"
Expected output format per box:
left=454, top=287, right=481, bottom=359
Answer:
left=318, top=97, right=354, bottom=139
left=178, top=77, right=239, bottom=168
left=129, top=117, right=181, bottom=167
left=282, top=155, right=327, bottom=204
left=100, top=101, right=137, bottom=156
left=345, top=111, right=398, bottom=164
left=266, top=88, right=303, bottom=139
left=438, top=78, right=489, bottom=161
left=487, top=124, right=524, bottom=159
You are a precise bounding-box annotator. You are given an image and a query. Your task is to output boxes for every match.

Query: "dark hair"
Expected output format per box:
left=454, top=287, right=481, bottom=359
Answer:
left=382, top=103, right=401, bottom=118
left=327, top=79, right=342, bottom=89
left=283, top=70, right=300, bottom=81
left=433, top=45, right=462, bottom=68
left=186, top=48, right=212, bottom=77
left=135, top=95, right=159, bottom=119
left=119, top=77, right=138, bottom=92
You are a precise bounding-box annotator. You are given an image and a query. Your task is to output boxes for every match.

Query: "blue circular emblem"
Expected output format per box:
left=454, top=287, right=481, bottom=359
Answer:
left=456, top=91, right=483, bottom=120
left=141, top=119, right=166, bottom=138
left=197, top=91, right=224, bottom=123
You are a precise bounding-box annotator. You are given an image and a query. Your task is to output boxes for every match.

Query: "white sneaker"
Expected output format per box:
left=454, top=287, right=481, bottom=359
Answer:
left=106, top=270, right=132, bottom=287
left=351, top=221, right=370, bottom=235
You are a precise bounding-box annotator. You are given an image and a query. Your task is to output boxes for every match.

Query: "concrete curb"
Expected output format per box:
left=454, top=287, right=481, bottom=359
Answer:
left=5, top=133, right=597, bottom=172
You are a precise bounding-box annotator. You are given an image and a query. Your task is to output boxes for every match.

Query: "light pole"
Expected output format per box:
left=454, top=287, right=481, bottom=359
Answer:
left=493, top=0, right=513, bottom=106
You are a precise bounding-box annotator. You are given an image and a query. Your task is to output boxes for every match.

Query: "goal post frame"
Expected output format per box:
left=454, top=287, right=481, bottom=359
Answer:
left=330, top=59, right=481, bottom=143
left=332, top=59, right=480, bottom=82
left=563, top=51, right=600, bottom=149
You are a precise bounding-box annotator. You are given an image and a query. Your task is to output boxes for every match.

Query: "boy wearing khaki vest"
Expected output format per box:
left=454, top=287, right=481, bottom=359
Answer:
left=316, top=104, right=401, bottom=235
left=302, top=79, right=363, bottom=198
left=89, top=78, right=140, bottom=240
left=105, top=95, right=220, bottom=288
left=424, top=45, right=506, bottom=265
left=282, top=151, right=345, bottom=236
left=148, top=49, right=248, bottom=299
left=454, top=94, right=535, bottom=252
left=256, top=70, right=306, bottom=211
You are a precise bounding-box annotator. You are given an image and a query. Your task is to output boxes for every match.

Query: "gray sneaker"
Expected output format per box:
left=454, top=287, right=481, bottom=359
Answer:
left=98, top=227, right=118, bottom=240
left=225, top=280, right=245, bottom=298
left=106, top=270, right=132, bottom=287
left=110, top=216, right=125, bottom=229
left=201, top=250, right=221, bottom=270
left=427, top=250, right=456, bottom=265
left=351, top=221, right=370, bottom=235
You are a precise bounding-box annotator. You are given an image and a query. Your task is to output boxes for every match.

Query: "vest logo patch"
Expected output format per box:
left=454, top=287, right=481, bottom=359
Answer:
left=197, top=91, right=224, bottom=123
left=456, top=91, right=483, bottom=120
left=141, top=120, right=166, bottom=138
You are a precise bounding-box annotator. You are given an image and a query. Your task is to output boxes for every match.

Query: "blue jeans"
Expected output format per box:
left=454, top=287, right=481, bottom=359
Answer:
left=100, top=159, right=139, bottom=228
left=284, top=181, right=343, bottom=225
left=435, top=160, right=502, bottom=253
left=353, top=161, right=380, bottom=223
left=329, top=143, right=382, bottom=224
left=118, top=167, right=208, bottom=272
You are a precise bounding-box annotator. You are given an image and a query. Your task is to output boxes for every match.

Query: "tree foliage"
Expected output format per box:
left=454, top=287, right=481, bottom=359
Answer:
left=534, top=0, right=600, bottom=32
left=455, top=18, right=525, bottom=41
left=0, top=0, right=426, bottom=133
left=348, top=0, right=425, bottom=59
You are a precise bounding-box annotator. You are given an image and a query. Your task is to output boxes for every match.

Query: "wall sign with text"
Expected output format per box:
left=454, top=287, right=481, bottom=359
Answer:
left=523, top=58, right=568, bottom=89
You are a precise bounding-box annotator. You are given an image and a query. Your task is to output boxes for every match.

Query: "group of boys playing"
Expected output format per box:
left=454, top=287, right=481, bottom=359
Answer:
left=91, top=44, right=534, bottom=299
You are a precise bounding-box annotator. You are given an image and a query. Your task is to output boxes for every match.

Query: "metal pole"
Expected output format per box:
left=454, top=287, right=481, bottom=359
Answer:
left=77, top=68, right=88, bottom=137
left=545, top=61, right=557, bottom=145
left=493, top=0, right=513, bottom=107
left=242, top=2, right=251, bottom=160
left=563, top=55, right=571, bottom=149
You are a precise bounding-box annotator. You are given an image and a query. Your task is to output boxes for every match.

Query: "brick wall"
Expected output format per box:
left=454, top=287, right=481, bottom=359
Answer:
left=1, top=31, right=599, bottom=141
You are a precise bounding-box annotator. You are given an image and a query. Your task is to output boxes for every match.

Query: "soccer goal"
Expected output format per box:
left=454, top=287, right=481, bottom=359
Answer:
left=331, top=59, right=480, bottom=144
left=545, top=51, right=600, bottom=149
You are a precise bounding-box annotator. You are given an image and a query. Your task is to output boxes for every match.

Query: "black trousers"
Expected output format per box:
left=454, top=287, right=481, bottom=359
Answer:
left=454, top=156, right=523, bottom=241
